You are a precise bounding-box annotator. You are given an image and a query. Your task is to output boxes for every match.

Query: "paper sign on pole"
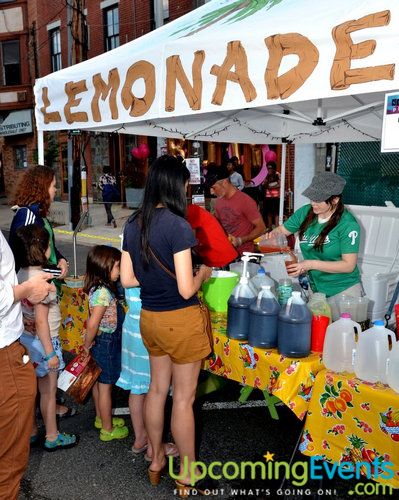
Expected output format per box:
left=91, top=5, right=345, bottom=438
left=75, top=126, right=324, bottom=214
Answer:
left=186, top=157, right=201, bottom=184
left=381, top=92, right=399, bottom=153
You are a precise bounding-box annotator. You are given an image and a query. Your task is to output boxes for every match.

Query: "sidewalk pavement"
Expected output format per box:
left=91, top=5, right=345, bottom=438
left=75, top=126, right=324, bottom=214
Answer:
left=0, top=199, right=134, bottom=249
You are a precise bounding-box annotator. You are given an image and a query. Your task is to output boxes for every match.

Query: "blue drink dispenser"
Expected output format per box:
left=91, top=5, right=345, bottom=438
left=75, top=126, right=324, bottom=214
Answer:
left=227, top=252, right=262, bottom=340
left=248, top=285, right=281, bottom=348
left=278, top=291, right=312, bottom=358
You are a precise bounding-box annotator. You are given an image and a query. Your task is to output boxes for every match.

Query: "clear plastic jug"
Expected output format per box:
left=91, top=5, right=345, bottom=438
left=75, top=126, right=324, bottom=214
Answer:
left=277, top=291, right=312, bottom=358
left=250, top=267, right=276, bottom=294
left=354, top=320, right=394, bottom=384
left=322, top=313, right=361, bottom=373
left=308, top=293, right=332, bottom=322
left=257, top=233, right=289, bottom=254
left=387, top=339, right=399, bottom=393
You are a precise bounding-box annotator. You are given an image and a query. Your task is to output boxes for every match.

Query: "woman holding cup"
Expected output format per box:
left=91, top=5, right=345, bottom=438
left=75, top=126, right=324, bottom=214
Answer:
left=266, top=172, right=363, bottom=319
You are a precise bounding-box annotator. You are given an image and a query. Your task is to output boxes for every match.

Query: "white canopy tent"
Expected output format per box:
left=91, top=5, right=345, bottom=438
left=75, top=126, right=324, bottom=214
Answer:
left=34, top=0, right=399, bottom=221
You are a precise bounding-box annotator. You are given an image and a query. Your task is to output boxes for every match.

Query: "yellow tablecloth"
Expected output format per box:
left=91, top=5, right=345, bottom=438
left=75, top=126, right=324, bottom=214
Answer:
left=203, top=313, right=324, bottom=420
left=58, top=284, right=88, bottom=353
left=300, top=370, right=399, bottom=489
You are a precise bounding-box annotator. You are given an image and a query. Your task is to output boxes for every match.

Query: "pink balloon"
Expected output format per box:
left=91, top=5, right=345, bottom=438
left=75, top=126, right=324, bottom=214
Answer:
left=131, top=147, right=141, bottom=159
left=261, top=145, right=270, bottom=167
left=138, top=143, right=150, bottom=159
left=265, top=150, right=277, bottom=164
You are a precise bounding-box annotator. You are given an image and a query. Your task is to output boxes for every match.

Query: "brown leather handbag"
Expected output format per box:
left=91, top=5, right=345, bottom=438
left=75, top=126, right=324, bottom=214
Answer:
left=149, top=247, right=213, bottom=353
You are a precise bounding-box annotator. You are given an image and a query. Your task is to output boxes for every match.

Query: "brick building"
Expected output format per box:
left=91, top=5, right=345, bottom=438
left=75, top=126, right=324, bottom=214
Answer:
left=0, top=0, right=294, bottom=217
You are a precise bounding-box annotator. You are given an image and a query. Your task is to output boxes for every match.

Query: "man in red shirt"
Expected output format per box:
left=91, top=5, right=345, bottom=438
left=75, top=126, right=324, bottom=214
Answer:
left=206, top=166, right=266, bottom=255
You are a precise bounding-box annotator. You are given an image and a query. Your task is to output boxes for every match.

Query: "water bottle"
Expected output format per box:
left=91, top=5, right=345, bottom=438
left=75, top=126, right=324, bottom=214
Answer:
left=354, top=320, right=394, bottom=384
left=227, top=253, right=262, bottom=340
left=250, top=267, right=276, bottom=294
left=387, top=339, right=399, bottom=393
left=277, top=291, right=312, bottom=358
left=323, top=313, right=362, bottom=373
left=277, top=278, right=292, bottom=306
left=248, top=286, right=281, bottom=348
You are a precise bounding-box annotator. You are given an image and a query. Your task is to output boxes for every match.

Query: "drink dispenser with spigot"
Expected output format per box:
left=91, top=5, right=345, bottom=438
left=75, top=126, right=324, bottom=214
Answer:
left=227, top=252, right=262, bottom=340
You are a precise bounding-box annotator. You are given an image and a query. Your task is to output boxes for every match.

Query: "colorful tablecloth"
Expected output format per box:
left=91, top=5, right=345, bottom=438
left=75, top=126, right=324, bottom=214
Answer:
left=300, top=370, right=399, bottom=489
left=58, top=284, right=88, bottom=353
left=203, top=312, right=324, bottom=420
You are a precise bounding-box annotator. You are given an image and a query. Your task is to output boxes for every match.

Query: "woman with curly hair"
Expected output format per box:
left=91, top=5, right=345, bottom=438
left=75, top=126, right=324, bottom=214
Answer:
left=9, top=165, right=68, bottom=279
left=9, top=165, right=75, bottom=419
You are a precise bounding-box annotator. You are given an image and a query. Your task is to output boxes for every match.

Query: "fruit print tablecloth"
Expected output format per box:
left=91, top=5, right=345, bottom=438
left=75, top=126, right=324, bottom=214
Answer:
left=300, top=370, right=399, bottom=489
left=203, top=312, right=325, bottom=420
left=58, top=285, right=88, bottom=353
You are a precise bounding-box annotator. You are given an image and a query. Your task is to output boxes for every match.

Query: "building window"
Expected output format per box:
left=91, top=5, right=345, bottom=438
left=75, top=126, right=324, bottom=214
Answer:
left=14, top=145, right=27, bottom=170
left=0, top=40, right=20, bottom=86
left=163, top=0, right=169, bottom=20
left=104, top=6, right=119, bottom=51
left=50, top=29, right=62, bottom=72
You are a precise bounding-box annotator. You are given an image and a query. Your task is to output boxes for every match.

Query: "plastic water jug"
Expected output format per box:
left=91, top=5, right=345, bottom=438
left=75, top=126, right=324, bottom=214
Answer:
left=277, top=291, right=312, bottom=358
left=227, top=252, right=262, bottom=340
left=387, top=339, right=399, bottom=393
left=354, top=320, right=394, bottom=384
left=308, top=293, right=332, bottom=322
left=323, top=313, right=361, bottom=373
left=248, top=286, right=281, bottom=348
left=250, top=267, right=276, bottom=294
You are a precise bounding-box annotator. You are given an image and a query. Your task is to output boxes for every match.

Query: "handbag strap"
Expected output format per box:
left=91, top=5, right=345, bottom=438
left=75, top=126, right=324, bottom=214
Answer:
left=148, top=246, right=176, bottom=280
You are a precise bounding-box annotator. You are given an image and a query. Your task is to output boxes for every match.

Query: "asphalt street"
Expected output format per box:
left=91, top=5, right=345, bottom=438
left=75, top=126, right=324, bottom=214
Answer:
left=2, top=234, right=383, bottom=500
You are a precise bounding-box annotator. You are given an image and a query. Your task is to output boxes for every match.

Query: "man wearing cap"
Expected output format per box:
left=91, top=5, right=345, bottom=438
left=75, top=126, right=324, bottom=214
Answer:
left=206, top=166, right=266, bottom=255
left=267, top=172, right=363, bottom=318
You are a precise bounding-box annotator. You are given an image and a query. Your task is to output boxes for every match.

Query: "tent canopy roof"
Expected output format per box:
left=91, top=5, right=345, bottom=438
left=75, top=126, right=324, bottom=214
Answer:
left=34, top=0, right=399, bottom=143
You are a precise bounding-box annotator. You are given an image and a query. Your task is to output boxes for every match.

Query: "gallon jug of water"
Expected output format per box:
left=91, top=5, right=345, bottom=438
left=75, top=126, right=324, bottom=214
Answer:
left=250, top=267, right=276, bottom=294
left=323, top=313, right=361, bottom=373
left=354, top=320, right=394, bottom=384
left=277, top=291, right=312, bottom=358
left=227, top=252, right=262, bottom=340
left=308, top=292, right=332, bottom=322
left=248, top=285, right=281, bottom=348
left=387, top=339, right=399, bottom=393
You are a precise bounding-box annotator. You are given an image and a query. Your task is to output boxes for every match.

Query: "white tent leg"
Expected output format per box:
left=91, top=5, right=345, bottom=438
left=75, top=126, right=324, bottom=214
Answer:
left=38, top=130, right=44, bottom=165
left=279, top=143, right=287, bottom=226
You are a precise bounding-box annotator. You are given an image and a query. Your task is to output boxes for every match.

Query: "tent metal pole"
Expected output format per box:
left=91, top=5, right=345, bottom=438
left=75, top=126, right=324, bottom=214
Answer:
left=38, top=130, right=44, bottom=165
left=279, top=142, right=287, bottom=226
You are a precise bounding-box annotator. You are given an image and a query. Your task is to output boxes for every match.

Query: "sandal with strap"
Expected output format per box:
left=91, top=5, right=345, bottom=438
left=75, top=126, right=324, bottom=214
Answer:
left=175, top=478, right=218, bottom=497
left=44, top=433, right=78, bottom=452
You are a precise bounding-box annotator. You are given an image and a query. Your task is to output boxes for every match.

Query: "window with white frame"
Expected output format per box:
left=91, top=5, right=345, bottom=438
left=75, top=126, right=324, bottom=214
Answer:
left=50, top=29, right=62, bottom=72
left=104, top=5, right=119, bottom=51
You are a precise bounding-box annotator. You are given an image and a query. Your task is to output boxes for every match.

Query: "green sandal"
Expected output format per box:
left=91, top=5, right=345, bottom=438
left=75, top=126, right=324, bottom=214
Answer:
left=100, top=425, right=129, bottom=442
left=94, top=416, right=125, bottom=429
left=44, top=433, right=78, bottom=452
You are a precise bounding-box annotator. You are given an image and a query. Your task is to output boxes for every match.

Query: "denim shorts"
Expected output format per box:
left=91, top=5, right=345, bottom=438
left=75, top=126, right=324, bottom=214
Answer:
left=91, top=331, right=122, bottom=384
left=19, top=333, right=65, bottom=378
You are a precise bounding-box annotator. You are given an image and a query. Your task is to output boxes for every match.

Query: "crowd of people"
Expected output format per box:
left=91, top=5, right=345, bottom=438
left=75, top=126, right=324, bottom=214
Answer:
left=0, top=157, right=363, bottom=499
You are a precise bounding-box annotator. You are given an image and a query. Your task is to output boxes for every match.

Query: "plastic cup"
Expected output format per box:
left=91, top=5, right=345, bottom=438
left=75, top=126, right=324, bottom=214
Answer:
left=337, top=295, right=358, bottom=319
left=311, top=315, right=330, bottom=352
left=355, top=296, right=369, bottom=322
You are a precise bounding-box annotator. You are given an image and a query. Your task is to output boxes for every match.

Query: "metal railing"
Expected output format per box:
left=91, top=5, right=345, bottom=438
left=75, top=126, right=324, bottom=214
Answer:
left=72, top=210, right=89, bottom=278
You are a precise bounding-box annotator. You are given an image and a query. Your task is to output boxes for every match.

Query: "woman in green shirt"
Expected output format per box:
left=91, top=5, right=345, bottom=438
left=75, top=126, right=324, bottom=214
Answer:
left=270, top=172, right=363, bottom=312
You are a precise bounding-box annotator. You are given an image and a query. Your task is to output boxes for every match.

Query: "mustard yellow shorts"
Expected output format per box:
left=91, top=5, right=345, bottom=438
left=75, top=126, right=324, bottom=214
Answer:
left=140, top=305, right=211, bottom=364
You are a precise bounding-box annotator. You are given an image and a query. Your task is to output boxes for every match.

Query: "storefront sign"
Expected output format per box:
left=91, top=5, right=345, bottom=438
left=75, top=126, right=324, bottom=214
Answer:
left=0, top=110, right=32, bottom=136
left=381, top=92, right=399, bottom=152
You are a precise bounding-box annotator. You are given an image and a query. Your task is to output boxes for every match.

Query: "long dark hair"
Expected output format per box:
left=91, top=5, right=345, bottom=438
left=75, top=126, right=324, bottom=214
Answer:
left=14, top=224, right=50, bottom=268
left=135, top=155, right=190, bottom=266
left=83, top=245, right=121, bottom=294
left=298, top=196, right=345, bottom=251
